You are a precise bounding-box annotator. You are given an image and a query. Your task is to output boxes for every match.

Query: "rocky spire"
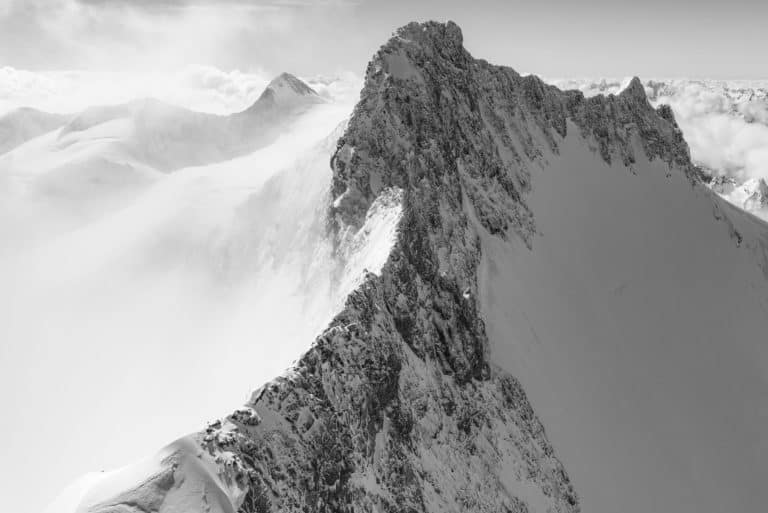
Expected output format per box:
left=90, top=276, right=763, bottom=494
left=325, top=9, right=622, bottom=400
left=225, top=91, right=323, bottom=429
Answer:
left=197, top=20, right=703, bottom=512
left=71, top=21, right=708, bottom=513
left=619, top=76, right=648, bottom=102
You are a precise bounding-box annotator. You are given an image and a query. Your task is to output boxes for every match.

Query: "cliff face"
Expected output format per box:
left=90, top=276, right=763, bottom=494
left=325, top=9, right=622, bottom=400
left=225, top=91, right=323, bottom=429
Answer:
left=71, top=21, right=757, bottom=513
left=193, top=21, right=701, bottom=513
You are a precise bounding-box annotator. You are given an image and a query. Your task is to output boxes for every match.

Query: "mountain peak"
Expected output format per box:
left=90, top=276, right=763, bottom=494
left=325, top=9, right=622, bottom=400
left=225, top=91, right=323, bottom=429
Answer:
left=258, top=72, right=320, bottom=104
left=619, top=76, right=648, bottom=101
left=393, top=19, right=463, bottom=48
left=51, top=20, right=764, bottom=513
left=243, top=72, right=323, bottom=115
left=266, top=72, right=318, bottom=97
left=369, top=20, right=467, bottom=82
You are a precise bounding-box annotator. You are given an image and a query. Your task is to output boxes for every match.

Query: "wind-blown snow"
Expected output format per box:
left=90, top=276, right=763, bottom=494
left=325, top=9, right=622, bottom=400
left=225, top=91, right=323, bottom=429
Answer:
left=0, top=88, right=404, bottom=513
left=335, top=186, right=404, bottom=295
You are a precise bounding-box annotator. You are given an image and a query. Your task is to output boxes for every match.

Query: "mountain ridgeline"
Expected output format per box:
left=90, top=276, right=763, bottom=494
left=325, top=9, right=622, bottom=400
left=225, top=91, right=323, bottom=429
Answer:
left=61, top=21, right=768, bottom=513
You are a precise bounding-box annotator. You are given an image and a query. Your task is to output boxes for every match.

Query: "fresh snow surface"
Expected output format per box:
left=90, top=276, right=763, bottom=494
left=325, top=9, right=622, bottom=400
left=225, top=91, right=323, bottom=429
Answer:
left=1, top=93, right=403, bottom=513
left=477, top=123, right=768, bottom=513
left=44, top=437, right=245, bottom=513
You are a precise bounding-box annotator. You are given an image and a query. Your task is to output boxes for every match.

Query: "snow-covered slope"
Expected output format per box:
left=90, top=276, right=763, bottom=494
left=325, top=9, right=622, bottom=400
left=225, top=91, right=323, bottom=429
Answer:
left=0, top=73, right=324, bottom=250
left=549, top=77, right=768, bottom=220
left=41, top=21, right=768, bottom=513
left=478, top=128, right=768, bottom=513
left=0, top=107, right=68, bottom=155
left=44, top=437, right=248, bottom=513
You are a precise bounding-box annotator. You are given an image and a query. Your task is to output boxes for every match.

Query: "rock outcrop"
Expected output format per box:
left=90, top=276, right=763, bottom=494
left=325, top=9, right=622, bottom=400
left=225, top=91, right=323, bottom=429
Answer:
left=193, top=21, right=702, bottom=513
left=70, top=21, right=712, bottom=513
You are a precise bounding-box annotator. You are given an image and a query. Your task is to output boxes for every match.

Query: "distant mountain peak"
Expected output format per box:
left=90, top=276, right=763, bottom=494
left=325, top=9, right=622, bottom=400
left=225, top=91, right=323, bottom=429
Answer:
left=619, top=76, right=648, bottom=101
left=267, top=72, right=318, bottom=96
left=249, top=72, right=322, bottom=111
left=48, top=20, right=768, bottom=513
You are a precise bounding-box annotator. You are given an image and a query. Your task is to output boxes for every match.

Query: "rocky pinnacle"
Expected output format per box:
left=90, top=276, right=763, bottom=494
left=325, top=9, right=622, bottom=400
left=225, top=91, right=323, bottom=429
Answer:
left=198, top=21, right=700, bottom=513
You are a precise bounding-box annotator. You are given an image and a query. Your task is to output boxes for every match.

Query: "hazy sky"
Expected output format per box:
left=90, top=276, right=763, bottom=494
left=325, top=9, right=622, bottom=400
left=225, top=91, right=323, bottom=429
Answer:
left=0, top=0, right=766, bottom=79
left=1, top=2, right=767, bottom=513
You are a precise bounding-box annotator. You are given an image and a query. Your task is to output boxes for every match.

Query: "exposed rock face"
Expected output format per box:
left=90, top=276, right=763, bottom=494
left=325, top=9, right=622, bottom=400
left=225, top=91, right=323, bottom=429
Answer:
left=66, top=21, right=710, bottom=513
left=192, top=21, right=702, bottom=513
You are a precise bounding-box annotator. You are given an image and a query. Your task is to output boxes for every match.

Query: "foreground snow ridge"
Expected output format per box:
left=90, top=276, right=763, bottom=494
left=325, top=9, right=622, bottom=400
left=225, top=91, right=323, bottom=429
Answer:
left=52, top=20, right=768, bottom=513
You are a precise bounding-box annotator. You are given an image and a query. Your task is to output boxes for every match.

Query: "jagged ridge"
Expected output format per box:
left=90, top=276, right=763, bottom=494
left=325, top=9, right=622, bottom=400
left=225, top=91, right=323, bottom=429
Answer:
left=82, top=21, right=709, bottom=513
left=192, top=21, right=704, bottom=513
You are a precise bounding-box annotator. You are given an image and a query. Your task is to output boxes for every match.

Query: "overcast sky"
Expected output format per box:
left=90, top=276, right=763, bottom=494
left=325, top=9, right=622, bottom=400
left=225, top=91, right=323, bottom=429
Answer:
left=0, top=0, right=766, bottom=79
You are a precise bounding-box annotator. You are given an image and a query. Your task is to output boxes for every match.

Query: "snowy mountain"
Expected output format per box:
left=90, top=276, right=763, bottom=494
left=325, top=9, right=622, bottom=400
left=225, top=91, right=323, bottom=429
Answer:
left=246, top=72, right=325, bottom=111
left=0, top=106, right=68, bottom=154
left=50, top=71, right=324, bottom=172
left=36, top=20, right=768, bottom=513
left=0, top=72, right=323, bottom=248
left=549, top=76, right=768, bottom=220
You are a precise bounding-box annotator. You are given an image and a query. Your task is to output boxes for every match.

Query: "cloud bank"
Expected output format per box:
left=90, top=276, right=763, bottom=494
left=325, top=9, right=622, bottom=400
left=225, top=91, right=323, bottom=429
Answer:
left=0, top=65, right=361, bottom=115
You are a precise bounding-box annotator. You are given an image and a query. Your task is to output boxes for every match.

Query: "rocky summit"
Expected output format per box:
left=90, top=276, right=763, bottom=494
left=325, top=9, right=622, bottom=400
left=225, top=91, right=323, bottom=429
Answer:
left=62, top=21, right=768, bottom=513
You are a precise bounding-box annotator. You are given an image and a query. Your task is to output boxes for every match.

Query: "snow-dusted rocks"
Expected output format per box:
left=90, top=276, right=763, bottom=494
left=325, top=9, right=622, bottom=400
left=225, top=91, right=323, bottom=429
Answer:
left=549, top=76, right=768, bottom=219
left=47, top=20, right=768, bottom=513
left=53, top=73, right=323, bottom=173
